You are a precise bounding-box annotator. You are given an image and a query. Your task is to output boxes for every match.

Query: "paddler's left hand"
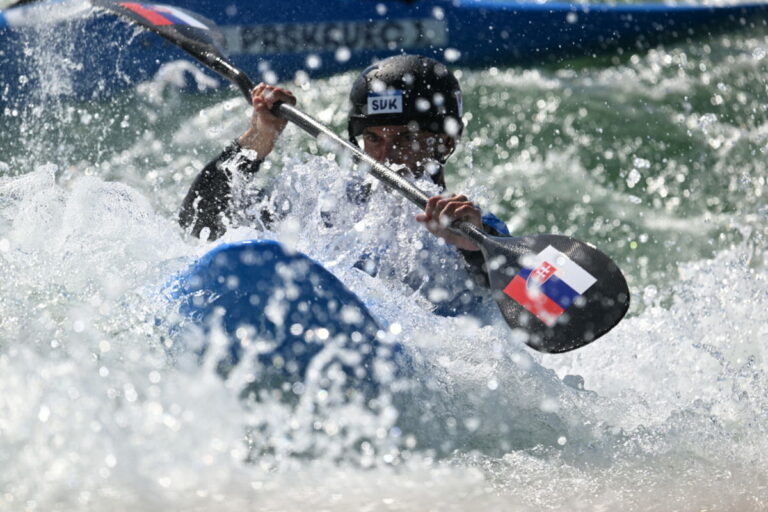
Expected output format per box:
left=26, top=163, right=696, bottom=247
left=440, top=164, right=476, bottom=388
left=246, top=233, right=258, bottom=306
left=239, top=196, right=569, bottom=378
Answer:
left=416, top=194, right=482, bottom=251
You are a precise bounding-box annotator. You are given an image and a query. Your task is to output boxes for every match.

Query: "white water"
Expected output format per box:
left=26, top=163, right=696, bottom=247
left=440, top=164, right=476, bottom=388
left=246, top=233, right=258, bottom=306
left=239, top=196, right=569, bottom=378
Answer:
left=2, top=152, right=766, bottom=511
left=2, top=26, right=768, bottom=512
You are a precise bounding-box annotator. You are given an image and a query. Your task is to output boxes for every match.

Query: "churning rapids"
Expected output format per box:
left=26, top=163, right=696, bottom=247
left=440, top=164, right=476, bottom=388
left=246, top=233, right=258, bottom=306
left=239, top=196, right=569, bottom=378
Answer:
left=1, top=10, right=767, bottom=512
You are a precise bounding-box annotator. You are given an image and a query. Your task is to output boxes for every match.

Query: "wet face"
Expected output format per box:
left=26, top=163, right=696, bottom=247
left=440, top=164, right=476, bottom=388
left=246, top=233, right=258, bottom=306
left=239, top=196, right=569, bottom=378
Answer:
left=361, top=125, right=455, bottom=186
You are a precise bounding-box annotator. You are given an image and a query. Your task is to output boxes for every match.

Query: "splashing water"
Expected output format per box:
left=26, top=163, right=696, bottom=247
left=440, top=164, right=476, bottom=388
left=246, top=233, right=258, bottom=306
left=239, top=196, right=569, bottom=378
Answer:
left=1, top=12, right=768, bottom=512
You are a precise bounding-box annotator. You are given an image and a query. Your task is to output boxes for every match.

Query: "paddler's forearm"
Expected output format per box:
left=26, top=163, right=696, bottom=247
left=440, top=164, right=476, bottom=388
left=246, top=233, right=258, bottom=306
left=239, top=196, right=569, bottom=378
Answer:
left=238, top=127, right=276, bottom=158
left=459, top=215, right=510, bottom=288
left=179, top=141, right=262, bottom=240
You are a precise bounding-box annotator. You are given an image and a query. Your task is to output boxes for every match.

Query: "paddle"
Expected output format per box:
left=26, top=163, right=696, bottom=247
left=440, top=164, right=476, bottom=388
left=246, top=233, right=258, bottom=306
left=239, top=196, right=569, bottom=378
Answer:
left=93, top=0, right=630, bottom=353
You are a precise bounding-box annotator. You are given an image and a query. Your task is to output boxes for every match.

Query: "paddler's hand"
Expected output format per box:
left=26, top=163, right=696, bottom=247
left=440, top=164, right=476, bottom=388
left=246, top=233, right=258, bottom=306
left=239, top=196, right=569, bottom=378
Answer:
left=416, top=194, right=482, bottom=251
left=238, top=83, right=297, bottom=158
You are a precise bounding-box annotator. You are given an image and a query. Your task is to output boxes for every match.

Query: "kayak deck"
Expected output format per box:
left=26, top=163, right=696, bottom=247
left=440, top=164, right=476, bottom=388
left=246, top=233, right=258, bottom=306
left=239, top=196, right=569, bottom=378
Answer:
left=168, top=240, right=406, bottom=396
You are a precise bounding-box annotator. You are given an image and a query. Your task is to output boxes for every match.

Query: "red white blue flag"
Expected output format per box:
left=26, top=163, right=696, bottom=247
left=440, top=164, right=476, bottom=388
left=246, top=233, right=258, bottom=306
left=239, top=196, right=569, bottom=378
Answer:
left=119, top=2, right=208, bottom=29
left=503, top=245, right=597, bottom=326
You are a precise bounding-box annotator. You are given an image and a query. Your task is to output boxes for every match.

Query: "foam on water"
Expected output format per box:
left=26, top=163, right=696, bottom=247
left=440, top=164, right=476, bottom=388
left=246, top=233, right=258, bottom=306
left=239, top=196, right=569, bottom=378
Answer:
left=1, top=16, right=768, bottom=512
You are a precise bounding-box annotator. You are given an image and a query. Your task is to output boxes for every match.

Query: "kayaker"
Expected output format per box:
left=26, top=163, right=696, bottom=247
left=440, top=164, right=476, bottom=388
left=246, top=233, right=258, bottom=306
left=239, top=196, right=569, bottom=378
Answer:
left=179, top=54, right=509, bottom=316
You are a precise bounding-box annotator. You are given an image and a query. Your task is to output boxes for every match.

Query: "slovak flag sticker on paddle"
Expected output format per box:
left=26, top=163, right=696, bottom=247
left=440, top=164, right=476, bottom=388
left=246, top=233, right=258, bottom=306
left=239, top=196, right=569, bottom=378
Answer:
left=503, top=245, right=597, bottom=326
left=118, top=2, right=208, bottom=29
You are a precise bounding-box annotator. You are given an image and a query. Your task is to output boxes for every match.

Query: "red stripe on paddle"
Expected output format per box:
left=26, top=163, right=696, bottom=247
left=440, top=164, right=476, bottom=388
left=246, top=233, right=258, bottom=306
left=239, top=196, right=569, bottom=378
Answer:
left=119, top=2, right=173, bottom=26
left=503, top=275, right=565, bottom=326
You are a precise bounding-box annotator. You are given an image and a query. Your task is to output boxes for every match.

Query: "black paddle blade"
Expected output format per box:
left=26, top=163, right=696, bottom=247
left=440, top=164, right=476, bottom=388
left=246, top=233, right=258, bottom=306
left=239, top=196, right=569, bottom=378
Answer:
left=91, top=0, right=226, bottom=57
left=480, top=234, right=630, bottom=353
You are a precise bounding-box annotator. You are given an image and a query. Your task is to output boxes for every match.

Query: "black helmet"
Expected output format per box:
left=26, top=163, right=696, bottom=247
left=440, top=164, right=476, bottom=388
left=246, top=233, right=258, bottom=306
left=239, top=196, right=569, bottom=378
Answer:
left=348, top=54, right=464, bottom=141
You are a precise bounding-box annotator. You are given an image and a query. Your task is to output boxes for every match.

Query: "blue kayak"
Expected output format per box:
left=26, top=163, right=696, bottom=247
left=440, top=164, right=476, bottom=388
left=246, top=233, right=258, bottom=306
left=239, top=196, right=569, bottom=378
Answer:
left=169, top=239, right=407, bottom=396
left=2, top=0, right=767, bottom=104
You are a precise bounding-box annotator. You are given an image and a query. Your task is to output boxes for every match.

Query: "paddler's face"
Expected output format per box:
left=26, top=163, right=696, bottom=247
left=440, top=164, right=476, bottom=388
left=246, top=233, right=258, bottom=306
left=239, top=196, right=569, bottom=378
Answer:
left=362, top=125, right=455, bottom=184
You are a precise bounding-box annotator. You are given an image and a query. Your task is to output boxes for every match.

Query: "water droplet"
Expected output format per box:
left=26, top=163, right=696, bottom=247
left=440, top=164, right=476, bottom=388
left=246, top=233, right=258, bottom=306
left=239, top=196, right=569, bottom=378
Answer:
left=370, top=79, right=386, bottom=93
left=632, top=157, right=651, bottom=169
left=294, top=70, right=309, bottom=86
left=444, top=48, right=461, bottom=62
left=263, top=70, right=278, bottom=84
left=306, top=54, right=321, bottom=70
left=341, top=306, right=363, bottom=325
left=443, top=117, right=461, bottom=137
left=335, top=47, right=351, bottom=63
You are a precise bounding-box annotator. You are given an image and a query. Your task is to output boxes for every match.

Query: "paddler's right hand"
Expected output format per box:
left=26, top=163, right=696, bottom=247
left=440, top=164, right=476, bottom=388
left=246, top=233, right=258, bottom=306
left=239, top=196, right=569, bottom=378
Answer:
left=238, top=83, right=297, bottom=158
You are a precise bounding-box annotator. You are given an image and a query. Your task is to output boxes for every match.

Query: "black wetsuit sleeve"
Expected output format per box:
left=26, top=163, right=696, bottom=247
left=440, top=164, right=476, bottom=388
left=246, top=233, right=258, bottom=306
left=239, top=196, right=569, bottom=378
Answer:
left=458, top=221, right=506, bottom=289
left=178, top=141, right=262, bottom=240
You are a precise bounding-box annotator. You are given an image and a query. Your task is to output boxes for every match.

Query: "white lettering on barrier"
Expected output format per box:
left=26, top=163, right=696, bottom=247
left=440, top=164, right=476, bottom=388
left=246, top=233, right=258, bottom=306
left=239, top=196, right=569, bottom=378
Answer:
left=222, top=19, right=448, bottom=55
